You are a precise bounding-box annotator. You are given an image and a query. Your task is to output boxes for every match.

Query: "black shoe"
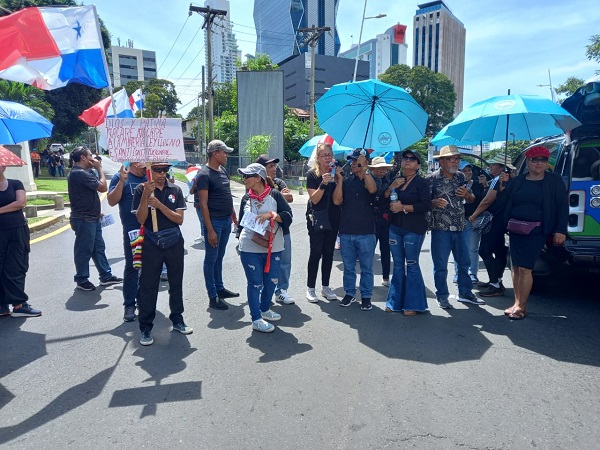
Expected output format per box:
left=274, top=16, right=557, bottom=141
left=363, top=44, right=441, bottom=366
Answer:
left=479, top=285, right=504, bottom=297
left=100, top=276, right=123, bottom=286
left=76, top=281, right=96, bottom=291
left=217, top=288, right=239, bottom=299
left=360, top=298, right=372, bottom=311
left=339, top=295, right=356, bottom=307
left=209, top=296, right=229, bottom=310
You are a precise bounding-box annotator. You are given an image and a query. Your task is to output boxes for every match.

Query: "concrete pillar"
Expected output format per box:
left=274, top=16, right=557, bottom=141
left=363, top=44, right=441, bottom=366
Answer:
left=4, top=142, right=37, bottom=192
left=54, top=195, right=64, bottom=210
left=24, top=205, right=38, bottom=218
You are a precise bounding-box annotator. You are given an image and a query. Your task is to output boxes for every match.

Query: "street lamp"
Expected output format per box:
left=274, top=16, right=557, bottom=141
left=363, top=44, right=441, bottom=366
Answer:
left=537, top=69, right=556, bottom=102
left=353, top=0, right=386, bottom=82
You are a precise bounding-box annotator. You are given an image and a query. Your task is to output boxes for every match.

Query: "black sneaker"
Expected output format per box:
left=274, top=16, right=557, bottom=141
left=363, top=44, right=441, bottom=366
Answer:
left=139, top=331, right=153, bottom=346
left=360, top=298, right=372, bottom=311
left=0, top=304, right=10, bottom=316
left=76, top=281, right=96, bottom=291
left=123, top=306, right=137, bottom=322
left=100, top=276, right=123, bottom=286
left=479, top=285, right=504, bottom=297
left=10, top=303, right=42, bottom=317
left=209, top=296, right=229, bottom=310
left=172, top=323, right=193, bottom=335
left=217, top=288, right=239, bottom=299
left=339, top=295, right=356, bottom=307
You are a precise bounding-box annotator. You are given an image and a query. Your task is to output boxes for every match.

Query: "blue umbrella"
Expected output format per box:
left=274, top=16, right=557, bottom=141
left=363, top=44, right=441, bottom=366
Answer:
left=0, top=100, right=53, bottom=144
left=431, top=123, right=480, bottom=147
left=443, top=94, right=581, bottom=144
left=298, top=134, right=353, bottom=157
left=315, top=79, right=428, bottom=153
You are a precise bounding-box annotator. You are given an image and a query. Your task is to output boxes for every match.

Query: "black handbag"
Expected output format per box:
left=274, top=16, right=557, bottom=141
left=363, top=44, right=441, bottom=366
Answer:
left=308, top=207, right=332, bottom=232
left=144, top=227, right=181, bottom=249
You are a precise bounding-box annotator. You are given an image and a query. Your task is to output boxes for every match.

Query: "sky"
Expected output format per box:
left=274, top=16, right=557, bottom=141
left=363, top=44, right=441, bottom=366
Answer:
left=94, top=0, right=600, bottom=118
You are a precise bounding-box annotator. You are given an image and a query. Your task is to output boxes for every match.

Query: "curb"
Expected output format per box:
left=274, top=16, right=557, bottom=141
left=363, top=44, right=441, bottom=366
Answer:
left=29, top=214, right=66, bottom=233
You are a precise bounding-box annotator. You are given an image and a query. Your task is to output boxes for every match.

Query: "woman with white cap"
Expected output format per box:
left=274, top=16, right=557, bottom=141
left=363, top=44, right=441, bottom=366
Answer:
left=237, top=163, right=293, bottom=333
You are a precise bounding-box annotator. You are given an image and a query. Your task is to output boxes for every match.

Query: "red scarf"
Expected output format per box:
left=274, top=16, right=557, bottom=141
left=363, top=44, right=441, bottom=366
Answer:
left=248, top=185, right=271, bottom=201
left=249, top=185, right=275, bottom=272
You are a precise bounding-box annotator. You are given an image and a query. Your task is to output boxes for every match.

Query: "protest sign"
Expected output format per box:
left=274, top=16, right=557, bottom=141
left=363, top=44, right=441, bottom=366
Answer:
left=105, top=118, right=185, bottom=162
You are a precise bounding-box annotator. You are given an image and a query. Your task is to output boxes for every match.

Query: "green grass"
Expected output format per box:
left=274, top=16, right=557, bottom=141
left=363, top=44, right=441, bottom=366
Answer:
left=27, top=198, right=54, bottom=206
left=173, top=172, right=188, bottom=183
left=35, top=178, right=68, bottom=192
left=27, top=217, right=46, bottom=224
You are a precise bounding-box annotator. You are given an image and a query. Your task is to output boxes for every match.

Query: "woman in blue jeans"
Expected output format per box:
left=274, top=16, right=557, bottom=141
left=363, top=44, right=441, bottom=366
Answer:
left=384, top=150, right=431, bottom=315
left=237, top=163, right=293, bottom=333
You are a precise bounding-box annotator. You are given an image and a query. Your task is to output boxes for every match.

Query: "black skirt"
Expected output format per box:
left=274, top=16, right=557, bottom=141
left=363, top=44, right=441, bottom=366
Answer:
left=509, top=228, right=547, bottom=269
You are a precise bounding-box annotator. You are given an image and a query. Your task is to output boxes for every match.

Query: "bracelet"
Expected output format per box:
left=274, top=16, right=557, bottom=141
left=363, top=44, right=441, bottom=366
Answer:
left=403, top=205, right=408, bottom=214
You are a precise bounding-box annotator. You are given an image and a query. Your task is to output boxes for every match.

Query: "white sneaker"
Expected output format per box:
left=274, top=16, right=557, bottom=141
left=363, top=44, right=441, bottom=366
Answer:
left=276, top=290, right=295, bottom=304
left=252, top=319, right=275, bottom=333
left=382, top=279, right=390, bottom=287
left=261, top=309, right=281, bottom=321
left=306, top=288, right=319, bottom=303
left=194, top=236, right=205, bottom=243
left=321, top=286, right=338, bottom=301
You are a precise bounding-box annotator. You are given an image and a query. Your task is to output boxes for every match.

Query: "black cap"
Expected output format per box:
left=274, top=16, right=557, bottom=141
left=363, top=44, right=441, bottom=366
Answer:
left=401, top=150, right=421, bottom=164
left=347, top=148, right=370, bottom=162
left=255, top=154, right=280, bottom=166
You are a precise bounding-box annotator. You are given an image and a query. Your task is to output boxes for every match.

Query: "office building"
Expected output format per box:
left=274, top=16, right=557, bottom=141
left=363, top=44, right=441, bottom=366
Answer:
left=205, top=0, right=241, bottom=83
left=413, top=1, right=465, bottom=113
left=253, top=0, right=340, bottom=65
left=339, top=24, right=408, bottom=80
left=107, top=41, right=157, bottom=87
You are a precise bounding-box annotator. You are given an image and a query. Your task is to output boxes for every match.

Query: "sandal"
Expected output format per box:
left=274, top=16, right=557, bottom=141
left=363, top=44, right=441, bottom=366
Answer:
left=504, top=306, right=516, bottom=316
left=403, top=310, right=416, bottom=316
left=508, top=310, right=526, bottom=320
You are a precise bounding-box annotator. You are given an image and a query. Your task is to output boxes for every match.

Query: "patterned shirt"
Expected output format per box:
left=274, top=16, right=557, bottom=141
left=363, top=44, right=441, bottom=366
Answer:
left=427, top=169, right=468, bottom=231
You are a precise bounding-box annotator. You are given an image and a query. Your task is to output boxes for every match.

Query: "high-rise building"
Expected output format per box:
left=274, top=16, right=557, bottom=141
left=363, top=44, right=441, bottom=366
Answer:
left=107, top=41, right=157, bottom=87
left=338, top=25, right=408, bottom=80
left=413, top=1, right=465, bottom=113
left=205, top=0, right=241, bottom=83
left=253, top=0, right=340, bottom=65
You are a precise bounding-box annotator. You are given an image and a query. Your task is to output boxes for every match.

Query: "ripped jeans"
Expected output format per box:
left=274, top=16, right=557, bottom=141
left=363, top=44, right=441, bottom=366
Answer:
left=385, top=225, right=427, bottom=312
left=240, top=251, right=282, bottom=321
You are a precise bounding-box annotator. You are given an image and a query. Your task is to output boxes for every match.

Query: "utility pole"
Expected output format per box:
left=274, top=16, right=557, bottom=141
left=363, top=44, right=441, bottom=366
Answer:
left=190, top=4, right=227, bottom=141
left=298, top=25, right=330, bottom=138
left=199, top=65, right=205, bottom=161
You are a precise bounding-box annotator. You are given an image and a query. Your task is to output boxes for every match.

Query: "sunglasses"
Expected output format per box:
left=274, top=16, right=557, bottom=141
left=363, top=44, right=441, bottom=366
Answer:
left=151, top=167, right=170, bottom=173
left=402, top=156, right=418, bottom=161
left=442, top=156, right=461, bottom=163
left=243, top=174, right=258, bottom=179
left=530, top=157, right=549, bottom=163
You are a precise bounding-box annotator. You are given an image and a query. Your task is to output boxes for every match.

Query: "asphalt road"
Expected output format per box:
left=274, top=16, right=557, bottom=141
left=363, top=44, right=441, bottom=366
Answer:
left=1, top=161, right=599, bottom=449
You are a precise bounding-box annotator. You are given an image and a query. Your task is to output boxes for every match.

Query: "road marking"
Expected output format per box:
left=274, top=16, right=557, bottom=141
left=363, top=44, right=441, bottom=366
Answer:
left=30, top=192, right=107, bottom=245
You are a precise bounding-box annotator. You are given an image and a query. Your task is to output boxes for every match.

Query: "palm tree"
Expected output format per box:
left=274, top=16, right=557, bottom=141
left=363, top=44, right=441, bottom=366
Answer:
left=0, top=80, right=55, bottom=120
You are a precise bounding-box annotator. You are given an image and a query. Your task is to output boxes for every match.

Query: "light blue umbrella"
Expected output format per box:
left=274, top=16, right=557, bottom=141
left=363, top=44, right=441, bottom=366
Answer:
left=431, top=123, right=480, bottom=147
left=298, top=134, right=353, bottom=157
left=0, top=100, right=53, bottom=144
left=315, top=79, right=428, bottom=153
left=443, top=94, right=581, bottom=144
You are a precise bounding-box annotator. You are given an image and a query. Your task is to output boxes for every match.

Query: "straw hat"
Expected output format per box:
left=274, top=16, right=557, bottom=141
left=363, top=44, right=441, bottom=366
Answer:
left=487, top=154, right=516, bottom=170
left=368, top=156, right=393, bottom=168
left=433, top=145, right=461, bottom=159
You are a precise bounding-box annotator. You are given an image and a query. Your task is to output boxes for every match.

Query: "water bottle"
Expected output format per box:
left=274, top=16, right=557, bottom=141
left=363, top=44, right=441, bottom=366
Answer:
left=390, top=188, right=398, bottom=213
left=329, top=161, right=336, bottom=177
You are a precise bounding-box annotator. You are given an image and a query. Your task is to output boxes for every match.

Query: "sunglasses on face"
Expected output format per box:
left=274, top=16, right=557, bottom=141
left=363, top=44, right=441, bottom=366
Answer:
left=151, top=167, right=169, bottom=173
left=530, top=157, right=549, bottom=163
left=402, top=156, right=418, bottom=161
left=443, top=157, right=461, bottom=163
left=243, top=174, right=257, bottom=179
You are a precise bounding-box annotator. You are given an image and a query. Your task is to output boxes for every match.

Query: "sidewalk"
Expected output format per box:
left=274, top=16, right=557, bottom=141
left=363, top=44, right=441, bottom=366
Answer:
left=26, top=190, right=71, bottom=233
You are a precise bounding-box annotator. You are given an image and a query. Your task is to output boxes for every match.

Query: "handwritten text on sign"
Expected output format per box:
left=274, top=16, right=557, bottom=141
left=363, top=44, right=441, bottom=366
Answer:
left=106, top=118, right=186, bottom=162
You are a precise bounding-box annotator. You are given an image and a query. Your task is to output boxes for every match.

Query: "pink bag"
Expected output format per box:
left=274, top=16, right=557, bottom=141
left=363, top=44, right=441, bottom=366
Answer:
left=507, top=219, right=542, bottom=235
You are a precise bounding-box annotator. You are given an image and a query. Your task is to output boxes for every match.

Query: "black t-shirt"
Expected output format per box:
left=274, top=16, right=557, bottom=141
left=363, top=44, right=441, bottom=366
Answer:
left=306, top=169, right=341, bottom=227
left=68, top=165, right=101, bottom=221
left=487, top=176, right=511, bottom=216
left=132, top=181, right=186, bottom=230
left=0, top=179, right=26, bottom=229
left=339, top=174, right=378, bottom=235
left=272, top=177, right=287, bottom=192
left=194, top=165, right=233, bottom=219
left=509, top=179, right=544, bottom=222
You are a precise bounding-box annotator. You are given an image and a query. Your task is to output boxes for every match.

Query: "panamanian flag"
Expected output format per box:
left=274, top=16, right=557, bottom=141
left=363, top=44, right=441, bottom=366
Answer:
left=0, top=5, right=109, bottom=90
left=78, top=88, right=134, bottom=127
left=130, top=88, right=144, bottom=111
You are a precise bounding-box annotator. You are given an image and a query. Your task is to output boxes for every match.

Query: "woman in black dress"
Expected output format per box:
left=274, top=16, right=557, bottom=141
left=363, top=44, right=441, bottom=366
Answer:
left=503, top=146, right=568, bottom=320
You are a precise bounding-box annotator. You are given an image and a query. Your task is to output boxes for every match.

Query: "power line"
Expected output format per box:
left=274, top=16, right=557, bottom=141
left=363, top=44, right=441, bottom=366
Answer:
left=163, top=26, right=203, bottom=79
left=157, top=15, right=191, bottom=73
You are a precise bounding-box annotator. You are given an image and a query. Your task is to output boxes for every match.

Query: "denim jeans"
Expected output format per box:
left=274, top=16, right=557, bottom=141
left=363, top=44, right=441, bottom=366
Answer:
left=121, top=232, right=139, bottom=307
left=240, top=251, right=282, bottom=322
left=339, top=234, right=376, bottom=298
left=375, top=218, right=391, bottom=280
left=70, top=218, right=112, bottom=284
left=275, top=233, right=291, bottom=295
left=196, top=207, right=205, bottom=238
left=202, top=216, right=231, bottom=298
left=386, top=225, right=427, bottom=312
left=453, top=220, right=480, bottom=278
left=430, top=229, right=472, bottom=300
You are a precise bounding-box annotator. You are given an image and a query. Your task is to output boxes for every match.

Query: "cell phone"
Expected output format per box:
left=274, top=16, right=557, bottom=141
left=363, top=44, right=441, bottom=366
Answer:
left=123, top=162, right=130, bottom=169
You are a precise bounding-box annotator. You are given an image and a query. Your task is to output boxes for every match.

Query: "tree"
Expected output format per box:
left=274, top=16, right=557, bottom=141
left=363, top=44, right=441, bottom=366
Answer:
left=124, top=79, right=180, bottom=117
left=0, top=80, right=54, bottom=120
left=555, top=77, right=585, bottom=101
left=213, top=82, right=237, bottom=116
left=379, top=64, right=456, bottom=136
left=244, top=54, right=279, bottom=71
left=245, top=134, right=272, bottom=161
left=586, top=34, right=600, bottom=73
left=213, top=111, right=238, bottom=149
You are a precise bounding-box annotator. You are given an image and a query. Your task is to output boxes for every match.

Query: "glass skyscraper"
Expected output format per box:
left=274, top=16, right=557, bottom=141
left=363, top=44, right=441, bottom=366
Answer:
left=253, top=0, right=340, bottom=64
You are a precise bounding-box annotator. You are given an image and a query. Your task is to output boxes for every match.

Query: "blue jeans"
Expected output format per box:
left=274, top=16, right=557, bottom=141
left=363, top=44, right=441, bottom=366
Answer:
left=430, top=230, right=472, bottom=300
left=453, top=220, right=480, bottom=278
left=275, top=233, right=291, bottom=295
left=202, top=216, right=231, bottom=298
left=196, top=207, right=205, bottom=238
left=121, top=232, right=139, bottom=307
left=240, top=251, right=282, bottom=321
left=386, top=225, right=427, bottom=311
left=339, top=234, right=376, bottom=298
left=70, top=218, right=112, bottom=284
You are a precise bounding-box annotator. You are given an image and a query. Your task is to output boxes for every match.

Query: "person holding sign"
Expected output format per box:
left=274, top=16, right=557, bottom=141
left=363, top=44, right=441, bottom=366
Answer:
left=195, top=140, right=239, bottom=310
left=132, top=162, right=190, bottom=346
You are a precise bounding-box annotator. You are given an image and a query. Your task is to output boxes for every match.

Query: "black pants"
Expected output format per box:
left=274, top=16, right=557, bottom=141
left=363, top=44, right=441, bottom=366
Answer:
left=32, top=162, right=40, bottom=178
left=138, top=236, right=185, bottom=333
left=375, top=218, right=391, bottom=280
left=479, top=219, right=508, bottom=284
left=0, top=225, right=30, bottom=306
left=307, top=228, right=338, bottom=288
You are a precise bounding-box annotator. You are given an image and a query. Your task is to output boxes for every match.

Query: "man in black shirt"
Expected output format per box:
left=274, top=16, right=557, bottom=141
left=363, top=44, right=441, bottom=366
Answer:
left=332, top=149, right=378, bottom=310
left=195, top=140, right=239, bottom=310
left=68, top=147, right=122, bottom=291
